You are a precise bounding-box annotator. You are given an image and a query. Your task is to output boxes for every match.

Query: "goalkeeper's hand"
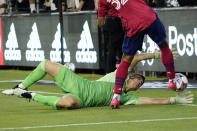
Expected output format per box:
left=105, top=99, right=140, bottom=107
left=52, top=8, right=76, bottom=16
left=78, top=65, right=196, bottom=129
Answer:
left=153, top=48, right=179, bottom=60
left=170, top=91, right=194, bottom=104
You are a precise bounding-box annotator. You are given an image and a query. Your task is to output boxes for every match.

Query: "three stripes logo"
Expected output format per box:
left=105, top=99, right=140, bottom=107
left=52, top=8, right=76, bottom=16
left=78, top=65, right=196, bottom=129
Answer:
left=76, top=21, right=97, bottom=63
left=4, top=23, right=21, bottom=61
left=26, top=23, right=45, bottom=61
left=50, top=23, right=70, bottom=63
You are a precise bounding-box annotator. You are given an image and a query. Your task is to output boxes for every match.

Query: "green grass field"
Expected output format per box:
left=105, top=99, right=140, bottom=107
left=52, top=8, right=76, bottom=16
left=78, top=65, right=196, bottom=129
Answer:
left=1, top=69, right=197, bottom=131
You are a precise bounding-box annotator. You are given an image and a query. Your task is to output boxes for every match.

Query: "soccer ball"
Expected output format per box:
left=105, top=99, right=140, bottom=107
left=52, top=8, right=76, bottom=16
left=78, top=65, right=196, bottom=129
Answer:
left=175, top=73, right=188, bottom=92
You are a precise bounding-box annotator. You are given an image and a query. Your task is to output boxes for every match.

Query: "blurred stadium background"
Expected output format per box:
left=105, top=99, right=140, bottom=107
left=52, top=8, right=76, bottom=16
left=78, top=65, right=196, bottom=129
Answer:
left=0, top=0, right=197, bottom=130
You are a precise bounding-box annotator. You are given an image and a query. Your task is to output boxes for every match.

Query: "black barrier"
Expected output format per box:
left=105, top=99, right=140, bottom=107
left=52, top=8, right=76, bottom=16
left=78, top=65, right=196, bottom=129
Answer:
left=0, top=12, right=100, bottom=69
left=0, top=8, right=197, bottom=72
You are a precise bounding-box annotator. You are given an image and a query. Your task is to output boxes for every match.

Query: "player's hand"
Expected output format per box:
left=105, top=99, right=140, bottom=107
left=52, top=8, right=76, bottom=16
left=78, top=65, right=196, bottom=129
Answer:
left=153, top=50, right=160, bottom=59
left=170, top=91, right=194, bottom=104
left=153, top=48, right=179, bottom=60
left=98, top=17, right=105, bottom=27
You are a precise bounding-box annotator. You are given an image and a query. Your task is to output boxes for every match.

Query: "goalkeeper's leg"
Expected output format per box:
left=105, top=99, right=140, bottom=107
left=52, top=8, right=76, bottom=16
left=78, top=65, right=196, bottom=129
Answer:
left=2, top=60, right=61, bottom=96
left=19, top=60, right=61, bottom=89
left=20, top=59, right=48, bottom=89
left=21, top=92, right=80, bottom=109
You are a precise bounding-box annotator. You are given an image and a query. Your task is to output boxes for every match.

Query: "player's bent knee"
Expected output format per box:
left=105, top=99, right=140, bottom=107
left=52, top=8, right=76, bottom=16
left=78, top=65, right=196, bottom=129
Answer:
left=56, top=95, right=80, bottom=109
left=45, top=60, right=61, bottom=77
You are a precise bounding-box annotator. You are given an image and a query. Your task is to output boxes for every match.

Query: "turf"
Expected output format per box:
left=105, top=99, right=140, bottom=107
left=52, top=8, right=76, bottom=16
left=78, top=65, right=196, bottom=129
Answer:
left=0, top=69, right=197, bottom=131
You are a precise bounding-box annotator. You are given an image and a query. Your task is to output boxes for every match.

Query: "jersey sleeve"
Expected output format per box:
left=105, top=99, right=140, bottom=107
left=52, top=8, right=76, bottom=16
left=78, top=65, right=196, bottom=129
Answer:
left=96, top=70, right=116, bottom=82
left=120, top=93, right=139, bottom=105
left=98, top=0, right=110, bottom=17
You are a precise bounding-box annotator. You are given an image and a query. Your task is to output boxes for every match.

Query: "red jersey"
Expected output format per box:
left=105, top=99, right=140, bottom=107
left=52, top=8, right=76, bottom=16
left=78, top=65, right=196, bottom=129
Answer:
left=98, top=0, right=156, bottom=37
left=108, top=8, right=118, bottom=17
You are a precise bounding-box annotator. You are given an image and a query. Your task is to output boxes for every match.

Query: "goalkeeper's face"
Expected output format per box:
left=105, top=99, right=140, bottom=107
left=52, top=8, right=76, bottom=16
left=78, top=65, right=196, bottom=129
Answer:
left=126, top=74, right=145, bottom=92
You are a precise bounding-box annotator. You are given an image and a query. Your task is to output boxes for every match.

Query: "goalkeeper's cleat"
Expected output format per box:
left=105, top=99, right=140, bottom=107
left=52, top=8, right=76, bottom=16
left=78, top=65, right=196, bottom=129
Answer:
left=168, top=79, right=176, bottom=91
left=110, top=97, right=120, bottom=109
left=13, top=87, right=28, bottom=97
left=2, top=89, right=14, bottom=96
left=2, top=85, right=18, bottom=95
left=2, top=85, right=27, bottom=96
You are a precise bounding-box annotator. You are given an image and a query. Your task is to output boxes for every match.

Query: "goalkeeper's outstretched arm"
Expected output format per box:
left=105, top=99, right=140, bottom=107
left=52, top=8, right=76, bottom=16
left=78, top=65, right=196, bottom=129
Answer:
left=137, top=91, right=194, bottom=105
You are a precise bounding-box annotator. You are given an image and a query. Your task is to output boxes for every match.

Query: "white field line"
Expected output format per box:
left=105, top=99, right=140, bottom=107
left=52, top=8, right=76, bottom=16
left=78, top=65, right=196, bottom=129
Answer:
left=1, top=117, right=197, bottom=130
left=177, top=104, right=197, bottom=107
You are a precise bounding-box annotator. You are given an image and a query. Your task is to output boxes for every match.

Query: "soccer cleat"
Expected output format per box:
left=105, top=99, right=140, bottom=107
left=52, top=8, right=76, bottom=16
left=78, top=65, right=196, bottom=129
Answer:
left=13, top=88, right=28, bottom=97
left=110, top=97, right=120, bottom=109
left=168, top=79, right=176, bottom=91
left=2, top=89, right=14, bottom=96
left=2, top=85, right=27, bottom=97
left=2, top=85, right=20, bottom=95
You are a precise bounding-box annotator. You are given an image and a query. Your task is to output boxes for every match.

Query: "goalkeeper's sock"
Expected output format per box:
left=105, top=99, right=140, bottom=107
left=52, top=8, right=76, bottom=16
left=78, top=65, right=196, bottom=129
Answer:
left=21, top=60, right=48, bottom=89
left=114, top=60, right=130, bottom=94
left=32, top=93, right=61, bottom=109
left=160, top=45, right=175, bottom=79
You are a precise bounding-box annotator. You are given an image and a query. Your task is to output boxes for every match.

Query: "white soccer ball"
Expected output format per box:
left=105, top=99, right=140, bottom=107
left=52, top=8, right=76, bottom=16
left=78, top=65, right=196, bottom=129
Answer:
left=175, top=73, right=188, bottom=92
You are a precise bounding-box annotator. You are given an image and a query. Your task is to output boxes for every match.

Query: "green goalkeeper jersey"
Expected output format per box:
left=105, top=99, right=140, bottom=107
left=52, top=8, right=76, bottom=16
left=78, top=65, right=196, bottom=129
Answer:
left=54, top=66, right=139, bottom=108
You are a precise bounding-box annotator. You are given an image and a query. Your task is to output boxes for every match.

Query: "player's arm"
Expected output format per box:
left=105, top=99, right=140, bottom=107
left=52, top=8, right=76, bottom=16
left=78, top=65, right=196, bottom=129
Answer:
left=97, top=0, right=110, bottom=27
left=137, top=91, right=193, bottom=105
left=128, top=49, right=178, bottom=72
left=128, top=53, right=154, bottom=72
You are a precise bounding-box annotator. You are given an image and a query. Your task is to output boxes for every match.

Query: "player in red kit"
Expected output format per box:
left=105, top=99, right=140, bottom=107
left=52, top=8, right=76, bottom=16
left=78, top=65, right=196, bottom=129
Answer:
left=98, top=0, right=176, bottom=109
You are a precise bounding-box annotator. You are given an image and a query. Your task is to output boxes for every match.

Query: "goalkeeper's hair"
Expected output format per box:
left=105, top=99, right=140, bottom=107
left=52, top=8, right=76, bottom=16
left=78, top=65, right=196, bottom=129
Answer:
left=128, top=73, right=145, bottom=85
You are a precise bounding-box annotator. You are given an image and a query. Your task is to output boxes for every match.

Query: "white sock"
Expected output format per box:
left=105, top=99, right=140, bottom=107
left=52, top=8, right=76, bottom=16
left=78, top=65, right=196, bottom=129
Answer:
left=113, top=94, right=120, bottom=100
left=30, top=3, right=36, bottom=12
left=169, top=78, right=175, bottom=82
left=18, top=83, right=26, bottom=89
left=31, top=92, right=36, bottom=98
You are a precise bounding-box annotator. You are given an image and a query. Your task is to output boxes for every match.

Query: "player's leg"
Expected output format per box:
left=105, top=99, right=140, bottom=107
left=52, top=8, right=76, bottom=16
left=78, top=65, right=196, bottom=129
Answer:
left=2, top=60, right=61, bottom=96
left=146, top=16, right=176, bottom=89
left=29, top=0, right=36, bottom=13
left=21, top=92, right=80, bottom=109
left=19, top=59, right=61, bottom=89
left=2, top=60, right=48, bottom=96
left=111, top=32, right=145, bottom=109
left=159, top=41, right=176, bottom=89
left=56, top=94, right=80, bottom=109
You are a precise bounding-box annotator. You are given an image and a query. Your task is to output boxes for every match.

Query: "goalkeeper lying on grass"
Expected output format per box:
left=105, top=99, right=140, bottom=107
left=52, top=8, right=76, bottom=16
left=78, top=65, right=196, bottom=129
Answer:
left=2, top=50, right=193, bottom=109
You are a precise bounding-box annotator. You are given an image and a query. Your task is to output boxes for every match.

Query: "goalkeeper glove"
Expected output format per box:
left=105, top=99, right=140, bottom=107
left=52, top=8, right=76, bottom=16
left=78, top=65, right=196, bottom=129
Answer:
left=170, top=91, right=194, bottom=104
left=153, top=48, right=179, bottom=60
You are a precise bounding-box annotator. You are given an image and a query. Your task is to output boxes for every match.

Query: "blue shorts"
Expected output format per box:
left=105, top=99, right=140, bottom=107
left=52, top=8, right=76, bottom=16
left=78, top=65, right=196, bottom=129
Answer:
left=122, top=16, right=166, bottom=55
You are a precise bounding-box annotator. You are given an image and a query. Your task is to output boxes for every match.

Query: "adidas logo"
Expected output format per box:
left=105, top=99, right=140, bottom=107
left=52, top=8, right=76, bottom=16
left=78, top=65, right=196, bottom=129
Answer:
left=76, top=21, right=97, bottom=63
left=50, top=23, right=70, bottom=63
left=26, top=23, right=45, bottom=62
left=4, top=23, right=21, bottom=61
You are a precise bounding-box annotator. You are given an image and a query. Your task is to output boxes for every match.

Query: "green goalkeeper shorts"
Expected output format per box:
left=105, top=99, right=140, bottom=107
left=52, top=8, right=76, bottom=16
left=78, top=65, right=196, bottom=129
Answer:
left=53, top=65, right=83, bottom=105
